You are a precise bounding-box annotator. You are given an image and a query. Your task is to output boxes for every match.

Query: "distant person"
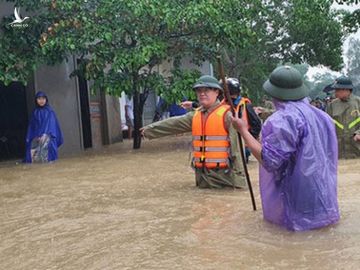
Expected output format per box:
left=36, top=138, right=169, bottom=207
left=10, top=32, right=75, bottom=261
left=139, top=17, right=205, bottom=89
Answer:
left=224, top=78, right=261, bottom=163
left=324, top=96, right=335, bottom=111
left=153, top=96, right=169, bottom=122
left=232, top=66, right=340, bottom=231
left=168, top=99, right=188, bottom=137
left=169, top=100, right=187, bottom=117
left=326, top=76, right=360, bottom=158
left=25, top=91, right=63, bottom=163
left=255, top=95, right=275, bottom=122
left=310, top=97, right=325, bottom=111
left=125, top=95, right=134, bottom=139
left=322, top=84, right=335, bottom=111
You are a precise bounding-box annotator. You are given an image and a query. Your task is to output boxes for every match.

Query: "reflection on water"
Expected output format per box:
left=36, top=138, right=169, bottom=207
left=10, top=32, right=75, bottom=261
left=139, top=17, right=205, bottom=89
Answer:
left=0, top=136, right=359, bottom=270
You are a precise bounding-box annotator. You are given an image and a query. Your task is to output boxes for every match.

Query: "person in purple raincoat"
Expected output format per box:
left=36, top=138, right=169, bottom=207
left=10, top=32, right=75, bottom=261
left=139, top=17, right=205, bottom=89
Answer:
left=25, top=91, right=63, bottom=163
left=232, top=66, right=340, bottom=231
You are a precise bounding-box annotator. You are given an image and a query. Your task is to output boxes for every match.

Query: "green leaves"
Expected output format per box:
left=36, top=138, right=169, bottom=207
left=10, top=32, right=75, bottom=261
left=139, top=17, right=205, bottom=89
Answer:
left=104, top=32, right=112, bottom=42
left=0, top=0, right=346, bottom=103
left=289, top=0, right=343, bottom=69
left=36, top=0, right=259, bottom=96
left=160, top=68, right=201, bottom=104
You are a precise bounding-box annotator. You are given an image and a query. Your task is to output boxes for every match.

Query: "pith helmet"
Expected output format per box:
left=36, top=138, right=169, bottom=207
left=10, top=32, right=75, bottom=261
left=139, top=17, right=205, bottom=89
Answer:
left=263, top=66, right=309, bottom=101
left=332, top=76, right=353, bottom=90
left=193, top=75, right=223, bottom=91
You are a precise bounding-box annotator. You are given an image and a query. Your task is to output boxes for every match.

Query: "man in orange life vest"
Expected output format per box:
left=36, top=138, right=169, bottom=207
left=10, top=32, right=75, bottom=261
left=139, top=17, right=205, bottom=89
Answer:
left=181, top=78, right=262, bottom=163
left=140, top=75, right=247, bottom=189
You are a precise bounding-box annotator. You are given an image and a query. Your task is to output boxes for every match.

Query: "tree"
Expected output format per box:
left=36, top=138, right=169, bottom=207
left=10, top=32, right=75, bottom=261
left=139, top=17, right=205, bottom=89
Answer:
left=220, top=1, right=278, bottom=104
left=335, top=0, right=360, bottom=33
left=1, top=0, right=265, bottom=148
left=274, top=0, right=343, bottom=70
left=219, top=0, right=344, bottom=104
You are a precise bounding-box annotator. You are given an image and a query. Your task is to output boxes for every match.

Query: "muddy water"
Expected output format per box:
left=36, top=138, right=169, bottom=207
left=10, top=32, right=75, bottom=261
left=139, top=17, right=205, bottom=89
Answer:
left=0, top=135, right=359, bottom=270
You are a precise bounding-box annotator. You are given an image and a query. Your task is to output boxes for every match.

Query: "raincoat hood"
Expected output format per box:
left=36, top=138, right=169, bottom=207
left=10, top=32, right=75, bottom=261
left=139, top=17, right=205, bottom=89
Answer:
left=35, top=91, right=49, bottom=107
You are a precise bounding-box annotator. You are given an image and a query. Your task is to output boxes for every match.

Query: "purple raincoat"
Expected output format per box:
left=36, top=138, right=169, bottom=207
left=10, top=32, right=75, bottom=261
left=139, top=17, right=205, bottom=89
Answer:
left=260, top=98, right=340, bottom=231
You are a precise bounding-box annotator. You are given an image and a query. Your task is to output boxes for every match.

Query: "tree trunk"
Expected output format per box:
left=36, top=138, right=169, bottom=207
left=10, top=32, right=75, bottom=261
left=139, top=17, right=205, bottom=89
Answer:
left=132, top=78, right=149, bottom=149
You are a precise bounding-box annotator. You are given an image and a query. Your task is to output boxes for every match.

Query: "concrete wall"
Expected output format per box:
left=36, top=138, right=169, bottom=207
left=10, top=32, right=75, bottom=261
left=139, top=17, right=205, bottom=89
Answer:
left=88, top=100, right=103, bottom=149
left=88, top=88, right=123, bottom=148
left=34, top=58, right=83, bottom=156
left=181, top=59, right=213, bottom=76
left=105, top=95, right=122, bottom=144
left=143, top=90, right=157, bottom=126
left=157, top=58, right=212, bottom=77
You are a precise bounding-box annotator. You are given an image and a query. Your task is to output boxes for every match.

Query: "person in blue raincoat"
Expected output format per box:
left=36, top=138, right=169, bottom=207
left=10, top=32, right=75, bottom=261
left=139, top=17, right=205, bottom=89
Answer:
left=231, top=66, right=340, bottom=231
left=25, top=91, right=63, bottom=163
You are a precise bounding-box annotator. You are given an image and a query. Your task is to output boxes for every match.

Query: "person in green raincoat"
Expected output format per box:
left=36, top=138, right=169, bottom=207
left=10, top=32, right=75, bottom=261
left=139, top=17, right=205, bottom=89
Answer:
left=140, top=75, right=247, bottom=189
left=326, top=76, right=360, bottom=159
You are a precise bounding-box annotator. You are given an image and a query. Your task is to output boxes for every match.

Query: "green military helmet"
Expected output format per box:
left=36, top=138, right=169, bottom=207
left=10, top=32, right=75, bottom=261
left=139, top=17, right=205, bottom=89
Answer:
left=263, top=65, right=309, bottom=101
left=332, top=76, right=353, bottom=90
left=193, top=75, right=223, bottom=91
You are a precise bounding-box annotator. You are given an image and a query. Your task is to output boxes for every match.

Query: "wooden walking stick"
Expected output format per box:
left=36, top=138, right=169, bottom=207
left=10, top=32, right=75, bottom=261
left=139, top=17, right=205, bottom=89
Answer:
left=216, top=53, right=257, bottom=211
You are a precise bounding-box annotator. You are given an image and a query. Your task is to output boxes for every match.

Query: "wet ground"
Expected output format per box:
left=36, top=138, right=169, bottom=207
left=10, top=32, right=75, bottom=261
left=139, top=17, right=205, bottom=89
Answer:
left=0, top=135, right=359, bottom=270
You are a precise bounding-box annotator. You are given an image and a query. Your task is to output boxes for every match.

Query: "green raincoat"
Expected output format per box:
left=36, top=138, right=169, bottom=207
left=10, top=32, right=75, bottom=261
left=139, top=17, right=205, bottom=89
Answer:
left=143, top=100, right=247, bottom=189
left=326, top=94, right=360, bottom=159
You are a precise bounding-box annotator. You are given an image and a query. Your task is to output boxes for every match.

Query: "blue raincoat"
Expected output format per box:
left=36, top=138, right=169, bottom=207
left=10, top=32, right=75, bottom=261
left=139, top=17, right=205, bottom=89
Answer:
left=260, top=98, right=340, bottom=231
left=25, top=92, right=63, bottom=163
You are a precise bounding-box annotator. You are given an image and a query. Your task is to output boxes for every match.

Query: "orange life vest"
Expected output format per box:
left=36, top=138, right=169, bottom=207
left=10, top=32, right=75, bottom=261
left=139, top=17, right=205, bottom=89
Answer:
left=235, top=97, right=251, bottom=130
left=192, top=104, right=231, bottom=169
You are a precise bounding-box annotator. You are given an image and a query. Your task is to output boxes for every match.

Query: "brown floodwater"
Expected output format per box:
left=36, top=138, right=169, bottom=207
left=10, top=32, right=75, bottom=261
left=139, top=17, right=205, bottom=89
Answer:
left=0, top=135, right=359, bottom=270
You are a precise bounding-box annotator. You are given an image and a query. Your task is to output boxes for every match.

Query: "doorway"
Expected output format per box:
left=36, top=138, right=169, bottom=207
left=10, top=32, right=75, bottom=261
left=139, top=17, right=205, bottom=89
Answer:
left=0, top=82, right=28, bottom=160
left=77, top=74, right=92, bottom=149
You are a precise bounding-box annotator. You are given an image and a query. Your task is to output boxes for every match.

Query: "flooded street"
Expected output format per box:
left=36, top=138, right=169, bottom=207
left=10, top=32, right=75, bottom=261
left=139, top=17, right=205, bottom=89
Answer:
left=1, top=135, right=360, bottom=270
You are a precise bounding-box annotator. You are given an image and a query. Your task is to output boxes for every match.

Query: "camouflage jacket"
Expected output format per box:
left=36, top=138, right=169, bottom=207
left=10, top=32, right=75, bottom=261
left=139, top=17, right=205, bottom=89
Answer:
left=326, top=94, right=360, bottom=159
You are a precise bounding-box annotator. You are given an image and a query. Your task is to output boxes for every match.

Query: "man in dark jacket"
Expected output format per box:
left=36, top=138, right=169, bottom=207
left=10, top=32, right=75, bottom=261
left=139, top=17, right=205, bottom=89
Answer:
left=226, top=78, right=261, bottom=162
